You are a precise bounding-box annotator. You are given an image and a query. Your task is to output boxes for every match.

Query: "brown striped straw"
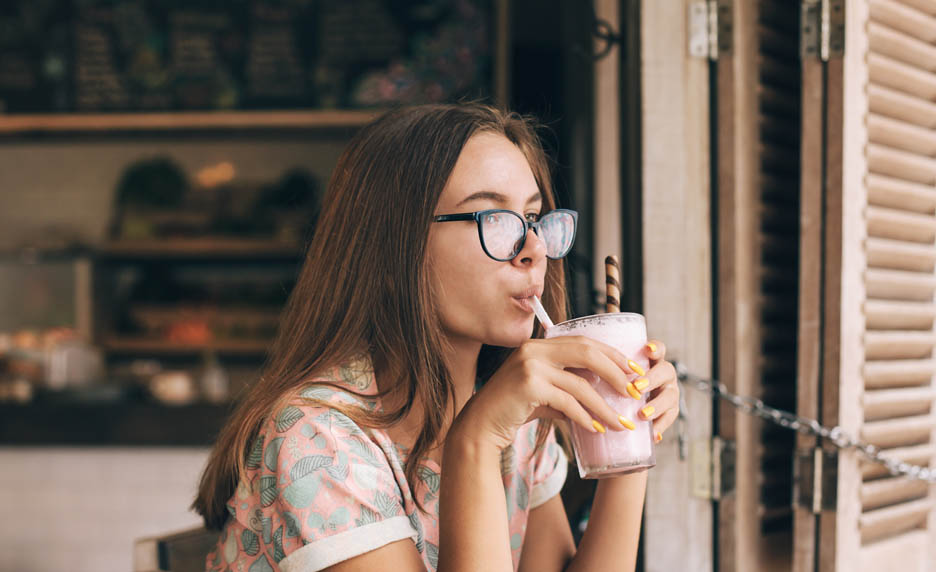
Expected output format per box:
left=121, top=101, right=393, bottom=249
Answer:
left=605, top=255, right=621, bottom=313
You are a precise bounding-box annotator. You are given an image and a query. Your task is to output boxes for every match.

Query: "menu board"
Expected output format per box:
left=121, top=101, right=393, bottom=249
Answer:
left=0, top=0, right=494, bottom=113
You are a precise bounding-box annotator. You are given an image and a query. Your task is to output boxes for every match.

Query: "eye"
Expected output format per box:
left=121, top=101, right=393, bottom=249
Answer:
left=525, top=212, right=541, bottom=222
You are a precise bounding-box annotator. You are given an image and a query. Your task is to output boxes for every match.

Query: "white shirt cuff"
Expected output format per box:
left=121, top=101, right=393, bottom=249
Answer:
left=280, top=515, right=418, bottom=572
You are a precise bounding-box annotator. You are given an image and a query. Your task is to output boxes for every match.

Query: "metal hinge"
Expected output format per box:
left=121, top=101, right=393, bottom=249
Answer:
left=689, top=0, right=733, bottom=60
left=690, top=436, right=736, bottom=500
left=801, top=0, right=845, bottom=61
left=794, top=447, right=838, bottom=513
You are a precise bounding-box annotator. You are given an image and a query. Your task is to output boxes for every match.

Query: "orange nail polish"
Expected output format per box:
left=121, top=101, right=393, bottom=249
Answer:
left=627, top=360, right=646, bottom=377
left=626, top=383, right=641, bottom=400
left=655, top=432, right=663, bottom=442
left=634, top=377, right=650, bottom=391
left=641, top=405, right=655, bottom=419
left=646, top=342, right=658, bottom=354
left=592, top=419, right=606, bottom=433
left=619, top=416, right=636, bottom=430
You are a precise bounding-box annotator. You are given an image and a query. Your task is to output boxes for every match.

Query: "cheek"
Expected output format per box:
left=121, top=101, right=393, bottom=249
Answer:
left=430, top=226, right=489, bottom=283
left=428, top=231, right=500, bottom=325
left=435, top=247, right=494, bottom=306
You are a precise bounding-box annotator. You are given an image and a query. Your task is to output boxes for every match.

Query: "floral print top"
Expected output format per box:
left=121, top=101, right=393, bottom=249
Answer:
left=206, top=355, right=568, bottom=572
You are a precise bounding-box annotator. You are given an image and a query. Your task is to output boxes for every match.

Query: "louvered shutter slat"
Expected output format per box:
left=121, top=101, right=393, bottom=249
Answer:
left=866, top=205, right=936, bottom=243
left=867, top=143, right=936, bottom=186
left=865, top=237, right=936, bottom=273
left=868, top=21, right=936, bottom=70
left=864, top=299, right=936, bottom=330
left=864, top=331, right=936, bottom=360
left=868, top=84, right=936, bottom=130
left=863, top=386, right=936, bottom=418
left=863, top=358, right=936, bottom=388
left=869, top=0, right=936, bottom=44
left=861, top=415, right=933, bottom=449
left=867, top=173, right=936, bottom=214
left=861, top=475, right=930, bottom=511
left=867, top=114, right=936, bottom=156
left=861, top=444, right=935, bottom=479
left=859, top=499, right=935, bottom=544
left=868, top=53, right=936, bottom=101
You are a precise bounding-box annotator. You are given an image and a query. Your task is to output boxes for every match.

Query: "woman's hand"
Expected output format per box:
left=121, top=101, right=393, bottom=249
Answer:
left=637, top=340, right=680, bottom=441
left=451, top=336, right=648, bottom=451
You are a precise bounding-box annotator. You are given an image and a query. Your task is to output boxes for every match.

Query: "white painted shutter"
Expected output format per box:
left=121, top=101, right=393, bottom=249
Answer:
left=859, top=0, right=936, bottom=567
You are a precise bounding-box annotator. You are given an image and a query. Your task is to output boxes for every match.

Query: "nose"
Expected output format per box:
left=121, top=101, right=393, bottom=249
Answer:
left=512, top=226, right=547, bottom=267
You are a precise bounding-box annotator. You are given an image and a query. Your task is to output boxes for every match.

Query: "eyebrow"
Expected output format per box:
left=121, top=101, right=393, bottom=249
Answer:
left=455, top=190, right=543, bottom=208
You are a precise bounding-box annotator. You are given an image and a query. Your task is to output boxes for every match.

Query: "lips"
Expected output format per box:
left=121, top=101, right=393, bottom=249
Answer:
left=511, top=285, right=544, bottom=299
left=510, top=285, right=544, bottom=314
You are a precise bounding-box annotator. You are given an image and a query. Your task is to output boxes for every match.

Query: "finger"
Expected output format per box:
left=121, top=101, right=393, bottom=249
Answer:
left=639, top=382, right=679, bottom=422
left=642, top=359, right=677, bottom=393
left=652, top=407, right=679, bottom=436
left=644, top=339, right=666, bottom=365
left=543, top=338, right=636, bottom=399
left=551, top=368, right=629, bottom=432
left=539, top=383, right=603, bottom=434
left=543, top=335, right=636, bottom=376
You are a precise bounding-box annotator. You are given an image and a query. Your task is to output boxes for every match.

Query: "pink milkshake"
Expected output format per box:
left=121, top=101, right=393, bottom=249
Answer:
left=544, top=312, right=656, bottom=478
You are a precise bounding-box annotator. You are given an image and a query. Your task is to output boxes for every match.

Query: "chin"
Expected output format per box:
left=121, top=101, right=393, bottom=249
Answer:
left=486, top=319, right=536, bottom=348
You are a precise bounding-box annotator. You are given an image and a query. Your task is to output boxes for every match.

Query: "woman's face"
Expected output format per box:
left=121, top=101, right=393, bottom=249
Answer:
left=427, top=131, right=549, bottom=348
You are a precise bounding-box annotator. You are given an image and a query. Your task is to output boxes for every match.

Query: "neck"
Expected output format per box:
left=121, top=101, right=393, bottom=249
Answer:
left=378, top=334, right=482, bottom=453
left=440, top=335, right=483, bottom=413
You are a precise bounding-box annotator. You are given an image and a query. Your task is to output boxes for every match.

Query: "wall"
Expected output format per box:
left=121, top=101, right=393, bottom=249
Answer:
left=0, top=135, right=349, bottom=569
left=0, top=448, right=210, bottom=571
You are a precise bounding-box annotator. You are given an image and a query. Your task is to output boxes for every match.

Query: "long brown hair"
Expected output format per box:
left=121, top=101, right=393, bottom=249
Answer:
left=193, top=103, right=570, bottom=530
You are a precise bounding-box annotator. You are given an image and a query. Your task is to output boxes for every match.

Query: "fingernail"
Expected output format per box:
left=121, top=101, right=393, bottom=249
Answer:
left=626, top=383, right=641, bottom=400
left=627, top=360, right=646, bottom=377
left=641, top=405, right=655, bottom=419
left=646, top=342, right=657, bottom=354
left=655, top=432, right=663, bottom=442
left=619, top=416, right=635, bottom=430
left=634, top=377, right=650, bottom=391
left=592, top=419, right=606, bottom=433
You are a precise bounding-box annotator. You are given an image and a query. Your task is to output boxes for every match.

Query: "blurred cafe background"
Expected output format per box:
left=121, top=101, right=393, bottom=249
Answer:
left=3, top=0, right=936, bottom=571
left=0, top=1, right=598, bottom=570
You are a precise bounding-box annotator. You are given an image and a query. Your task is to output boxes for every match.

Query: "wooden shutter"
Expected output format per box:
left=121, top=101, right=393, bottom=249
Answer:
left=795, top=1, right=936, bottom=570
left=755, top=0, right=801, bottom=559
left=711, top=1, right=803, bottom=569
left=859, top=0, right=936, bottom=567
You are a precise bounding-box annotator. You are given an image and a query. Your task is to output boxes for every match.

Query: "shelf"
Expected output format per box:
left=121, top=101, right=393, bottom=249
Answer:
left=0, top=402, right=231, bottom=446
left=95, top=237, right=304, bottom=260
left=0, top=109, right=381, bottom=135
left=102, top=337, right=272, bottom=356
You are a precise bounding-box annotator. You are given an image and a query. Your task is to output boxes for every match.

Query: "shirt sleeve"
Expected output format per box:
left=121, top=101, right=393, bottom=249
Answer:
left=258, top=402, right=417, bottom=572
left=529, top=423, right=569, bottom=509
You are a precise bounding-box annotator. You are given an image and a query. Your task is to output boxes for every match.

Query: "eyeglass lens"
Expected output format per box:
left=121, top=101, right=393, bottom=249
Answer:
left=479, top=211, right=575, bottom=260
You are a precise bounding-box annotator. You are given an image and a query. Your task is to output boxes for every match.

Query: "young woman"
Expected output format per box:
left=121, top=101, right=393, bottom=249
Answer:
left=194, top=103, right=680, bottom=572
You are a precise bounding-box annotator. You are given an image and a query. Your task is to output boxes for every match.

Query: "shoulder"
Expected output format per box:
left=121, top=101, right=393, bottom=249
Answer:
left=293, top=354, right=381, bottom=410
left=225, top=374, right=410, bottom=566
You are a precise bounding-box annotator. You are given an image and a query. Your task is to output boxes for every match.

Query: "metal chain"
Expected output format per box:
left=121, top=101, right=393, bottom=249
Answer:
left=672, top=361, right=936, bottom=484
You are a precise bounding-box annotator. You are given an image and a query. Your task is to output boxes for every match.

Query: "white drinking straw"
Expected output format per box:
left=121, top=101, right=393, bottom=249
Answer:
left=531, top=295, right=554, bottom=330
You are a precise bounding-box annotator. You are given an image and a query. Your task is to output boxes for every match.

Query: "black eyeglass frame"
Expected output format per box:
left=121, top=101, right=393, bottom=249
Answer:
left=432, top=208, right=579, bottom=261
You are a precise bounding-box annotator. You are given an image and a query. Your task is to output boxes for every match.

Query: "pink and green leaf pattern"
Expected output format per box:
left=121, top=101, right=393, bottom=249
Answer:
left=206, top=356, right=567, bottom=571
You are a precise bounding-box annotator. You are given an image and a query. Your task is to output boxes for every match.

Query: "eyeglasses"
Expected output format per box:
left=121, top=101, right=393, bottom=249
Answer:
left=433, top=208, right=578, bottom=261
